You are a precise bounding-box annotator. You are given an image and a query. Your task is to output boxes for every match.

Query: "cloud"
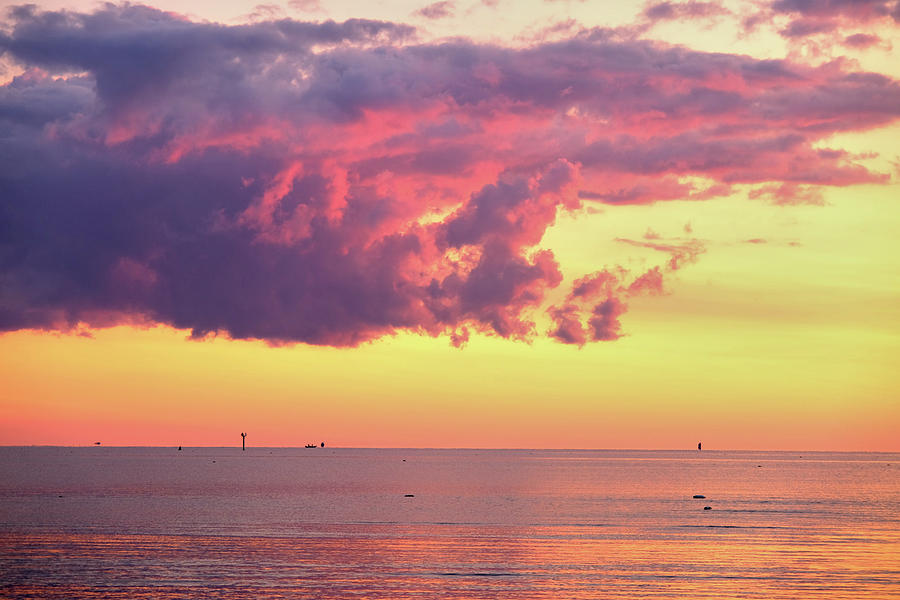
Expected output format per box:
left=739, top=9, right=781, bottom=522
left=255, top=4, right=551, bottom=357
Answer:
left=627, top=266, right=665, bottom=295
left=289, top=0, right=323, bottom=12
left=747, top=183, right=825, bottom=205
left=614, top=238, right=706, bottom=270
left=642, top=1, right=732, bottom=23
left=770, top=0, right=899, bottom=21
left=415, top=1, right=455, bottom=19
left=1, top=5, right=898, bottom=346
left=547, top=236, right=697, bottom=346
left=245, top=4, right=286, bottom=22
left=744, top=0, right=900, bottom=43
left=842, top=32, right=884, bottom=48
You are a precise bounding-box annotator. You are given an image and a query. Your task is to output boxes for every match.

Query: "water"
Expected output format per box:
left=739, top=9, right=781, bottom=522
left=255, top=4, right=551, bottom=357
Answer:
left=1, top=448, right=898, bottom=599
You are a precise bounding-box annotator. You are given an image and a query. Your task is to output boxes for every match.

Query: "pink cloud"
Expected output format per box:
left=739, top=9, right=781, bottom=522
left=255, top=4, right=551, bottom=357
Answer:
left=748, top=183, right=826, bottom=205
left=744, top=0, right=900, bottom=43
left=643, top=1, right=732, bottom=23
left=614, top=238, right=706, bottom=270
left=415, top=1, right=455, bottom=19
left=843, top=33, right=884, bottom=48
left=627, top=267, right=666, bottom=295
left=0, top=4, right=898, bottom=347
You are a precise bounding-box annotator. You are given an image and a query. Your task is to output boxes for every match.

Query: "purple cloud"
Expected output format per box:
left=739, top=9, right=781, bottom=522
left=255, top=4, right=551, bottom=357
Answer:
left=747, top=0, right=900, bottom=40
left=415, top=1, right=455, bottom=19
left=643, top=1, right=731, bottom=23
left=843, top=32, right=884, bottom=48
left=1, top=4, right=898, bottom=347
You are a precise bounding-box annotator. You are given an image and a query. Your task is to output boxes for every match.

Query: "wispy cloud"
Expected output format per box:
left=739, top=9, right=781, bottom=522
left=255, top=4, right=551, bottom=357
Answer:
left=642, top=0, right=732, bottom=24
left=414, top=1, right=455, bottom=19
left=743, top=0, right=900, bottom=44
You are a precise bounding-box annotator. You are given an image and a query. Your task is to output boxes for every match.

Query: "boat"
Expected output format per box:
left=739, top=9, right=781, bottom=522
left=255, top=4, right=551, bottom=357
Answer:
left=305, top=444, right=317, bottom=448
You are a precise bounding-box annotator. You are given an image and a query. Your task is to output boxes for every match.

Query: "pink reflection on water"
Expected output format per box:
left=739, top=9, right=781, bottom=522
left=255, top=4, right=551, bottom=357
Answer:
left=1, top=449, right=898, bottom=599
left=3, top=522, right=898, bottom=599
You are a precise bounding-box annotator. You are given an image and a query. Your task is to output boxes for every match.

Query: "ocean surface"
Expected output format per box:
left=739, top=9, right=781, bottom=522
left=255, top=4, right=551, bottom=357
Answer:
left=1, top=447, right=898, bottom=599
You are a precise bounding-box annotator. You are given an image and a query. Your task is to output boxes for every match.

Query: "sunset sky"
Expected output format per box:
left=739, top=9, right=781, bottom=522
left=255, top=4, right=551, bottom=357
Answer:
left=1, top=0, right=898, bottom=450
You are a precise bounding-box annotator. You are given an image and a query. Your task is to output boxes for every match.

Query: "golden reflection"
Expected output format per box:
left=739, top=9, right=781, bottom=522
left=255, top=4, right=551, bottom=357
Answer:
left=3, top=524, right=897, bottom=599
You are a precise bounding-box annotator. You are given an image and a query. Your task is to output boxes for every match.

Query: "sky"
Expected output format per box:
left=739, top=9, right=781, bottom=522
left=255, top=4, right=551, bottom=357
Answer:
left=0, top=0, right=898, bottom=450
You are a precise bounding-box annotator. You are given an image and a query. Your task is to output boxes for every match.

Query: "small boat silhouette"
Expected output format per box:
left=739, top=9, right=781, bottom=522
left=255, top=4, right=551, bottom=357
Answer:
left=305, top=443, right=317, bottom=448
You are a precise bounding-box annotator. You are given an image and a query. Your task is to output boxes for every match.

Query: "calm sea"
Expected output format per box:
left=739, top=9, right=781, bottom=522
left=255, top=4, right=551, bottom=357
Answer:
left=1, top=447, right=898, bottom=599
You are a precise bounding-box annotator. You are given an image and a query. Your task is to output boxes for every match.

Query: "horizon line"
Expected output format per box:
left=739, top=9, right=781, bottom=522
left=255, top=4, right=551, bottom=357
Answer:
left=2, top=445, right=897, bottom=453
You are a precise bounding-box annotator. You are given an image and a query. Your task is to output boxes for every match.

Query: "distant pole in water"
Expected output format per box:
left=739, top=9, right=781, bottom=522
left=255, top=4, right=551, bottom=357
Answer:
left=241, top=432, right=246, bottom=451
left=698, top=441, right=702, bottom=451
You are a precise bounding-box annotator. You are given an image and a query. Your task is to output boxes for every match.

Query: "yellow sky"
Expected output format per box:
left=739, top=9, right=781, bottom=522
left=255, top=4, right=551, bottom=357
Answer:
left=2, top=177, right=897, bottom=449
